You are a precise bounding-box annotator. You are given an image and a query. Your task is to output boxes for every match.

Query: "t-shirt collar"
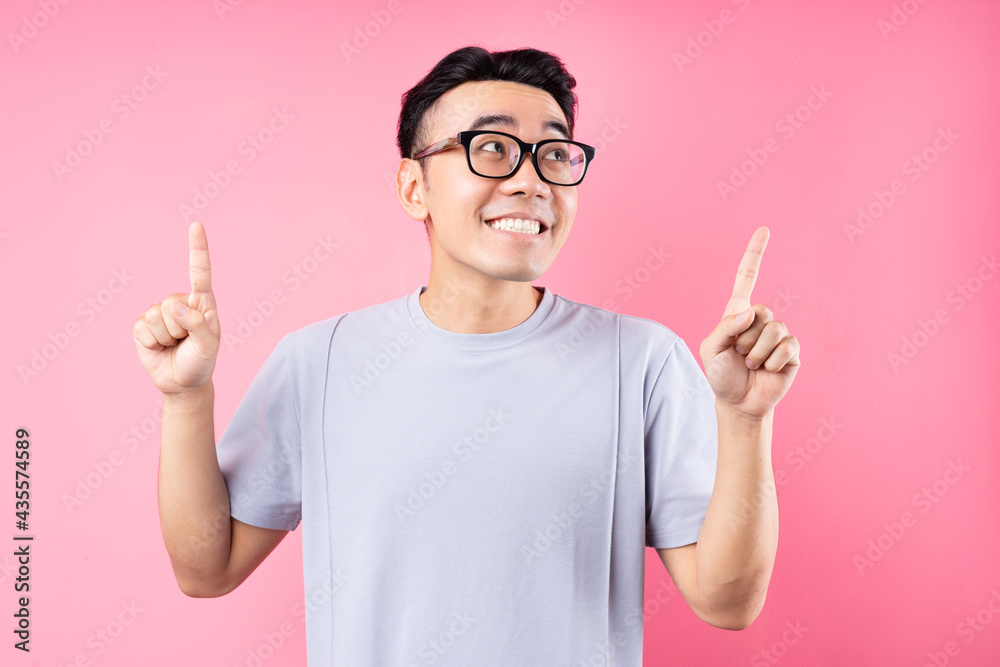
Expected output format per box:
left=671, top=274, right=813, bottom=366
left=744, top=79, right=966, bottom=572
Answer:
left=407, top=284, right=556, bottom=351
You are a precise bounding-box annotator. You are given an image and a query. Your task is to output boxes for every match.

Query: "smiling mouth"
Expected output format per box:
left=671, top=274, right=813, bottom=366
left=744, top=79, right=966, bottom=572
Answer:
left=485, top=217, right=545, bottom=235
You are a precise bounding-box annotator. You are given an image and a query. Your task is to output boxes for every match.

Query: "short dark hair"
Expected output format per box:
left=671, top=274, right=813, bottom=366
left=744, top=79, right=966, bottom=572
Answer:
left=396, top=46, right=579, bottom=167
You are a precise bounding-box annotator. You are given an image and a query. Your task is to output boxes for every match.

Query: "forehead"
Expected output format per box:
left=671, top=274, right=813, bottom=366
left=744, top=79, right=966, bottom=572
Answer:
left=427, top=80, right=568, bottom=139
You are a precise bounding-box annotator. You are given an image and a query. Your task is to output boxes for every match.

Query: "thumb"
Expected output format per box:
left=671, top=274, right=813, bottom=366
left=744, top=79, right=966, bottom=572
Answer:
left=172, top=301, right=219, bottom=358
left=701, top=307, right=755, bottom=359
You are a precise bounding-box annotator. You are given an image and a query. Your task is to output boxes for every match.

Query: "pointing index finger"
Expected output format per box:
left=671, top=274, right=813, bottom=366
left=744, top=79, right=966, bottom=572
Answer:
left=723, top=226, right=769, bottom=318
left=188, top=221, right=214, bottom=306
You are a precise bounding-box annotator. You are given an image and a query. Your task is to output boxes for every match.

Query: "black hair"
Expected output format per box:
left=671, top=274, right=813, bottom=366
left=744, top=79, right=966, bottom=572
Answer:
left=396, top=46, right=579, bottom=168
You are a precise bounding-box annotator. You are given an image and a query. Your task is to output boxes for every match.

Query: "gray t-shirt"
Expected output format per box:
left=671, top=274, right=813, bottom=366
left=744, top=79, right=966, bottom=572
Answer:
left=216, top=285, right=718, bottom=666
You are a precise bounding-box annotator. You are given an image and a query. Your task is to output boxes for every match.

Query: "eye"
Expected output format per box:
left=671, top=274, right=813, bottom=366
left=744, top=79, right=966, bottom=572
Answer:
left=541, top=146, right=569, bottom=162
left=480, top=140, right=507, bottom=154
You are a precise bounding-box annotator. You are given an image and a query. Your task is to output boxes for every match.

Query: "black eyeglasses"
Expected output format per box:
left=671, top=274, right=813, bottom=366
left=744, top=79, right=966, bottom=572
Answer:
left=412, top=130, right=595, bottom=186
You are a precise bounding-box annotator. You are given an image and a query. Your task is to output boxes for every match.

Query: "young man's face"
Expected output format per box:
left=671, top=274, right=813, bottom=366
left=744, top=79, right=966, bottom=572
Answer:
left=402, top=80, right=580, bottom=285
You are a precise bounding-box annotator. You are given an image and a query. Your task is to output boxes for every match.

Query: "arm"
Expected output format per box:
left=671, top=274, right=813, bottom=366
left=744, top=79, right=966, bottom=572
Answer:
left=158, top=381, right=289, bottom=597
left=658, top=226, right=798, bottom=630
left=657, top=401, right=777, bottom=630
left=135, top=222, right=288, bottom=598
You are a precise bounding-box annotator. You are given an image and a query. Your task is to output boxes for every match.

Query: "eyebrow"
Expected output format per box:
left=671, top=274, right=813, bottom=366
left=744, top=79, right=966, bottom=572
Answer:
left=467, top=113, right=571, bottom=140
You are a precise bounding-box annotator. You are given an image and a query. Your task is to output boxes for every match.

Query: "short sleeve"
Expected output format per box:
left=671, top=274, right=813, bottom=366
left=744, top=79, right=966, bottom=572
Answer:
left=644, top=336, right=719, bottom=548
left=216, top=333, right=302, bottom=531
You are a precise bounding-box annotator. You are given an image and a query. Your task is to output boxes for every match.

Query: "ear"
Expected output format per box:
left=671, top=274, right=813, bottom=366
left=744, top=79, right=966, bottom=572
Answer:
left=396, top=158, right=429, bottom=222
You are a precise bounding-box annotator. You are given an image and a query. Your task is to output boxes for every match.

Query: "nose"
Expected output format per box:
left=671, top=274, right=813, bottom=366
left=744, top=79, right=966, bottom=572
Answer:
left=501, top=149, right=551, bottom=197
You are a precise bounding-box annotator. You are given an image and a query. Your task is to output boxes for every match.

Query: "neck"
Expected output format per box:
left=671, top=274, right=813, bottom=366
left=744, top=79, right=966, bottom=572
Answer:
left=419, top=273, right=543, bottom=334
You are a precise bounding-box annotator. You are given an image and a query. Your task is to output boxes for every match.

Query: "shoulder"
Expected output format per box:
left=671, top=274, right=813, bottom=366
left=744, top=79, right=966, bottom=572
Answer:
left=618, top=311, right=683, bottom=354
left=280, top=291, right=411, bottom=353
left=548, top=291, right=687, bottom=373
left=552, top=292, right=680, bottom=345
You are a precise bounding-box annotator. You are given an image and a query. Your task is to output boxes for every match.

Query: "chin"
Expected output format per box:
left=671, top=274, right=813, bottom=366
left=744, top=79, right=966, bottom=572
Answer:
left=485, top=259, right=552, bottom=283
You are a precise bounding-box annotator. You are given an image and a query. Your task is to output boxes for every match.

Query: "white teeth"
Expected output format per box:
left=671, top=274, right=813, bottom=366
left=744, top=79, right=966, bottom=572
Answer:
left=488, top=218, right=541, bottom=234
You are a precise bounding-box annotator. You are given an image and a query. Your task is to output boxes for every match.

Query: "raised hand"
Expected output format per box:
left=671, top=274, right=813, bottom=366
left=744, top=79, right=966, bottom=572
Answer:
left=699, top=227, right=800, bottom=419
left=133, top=222, right=222, bottom=395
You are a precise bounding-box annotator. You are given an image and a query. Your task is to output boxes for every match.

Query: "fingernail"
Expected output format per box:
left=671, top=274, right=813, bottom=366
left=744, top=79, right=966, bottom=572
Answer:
left=173, top=302, right=188, bottom=317
left=735, top=344, right=747, bottom=355
left=737, top=308, right=752, bottom=322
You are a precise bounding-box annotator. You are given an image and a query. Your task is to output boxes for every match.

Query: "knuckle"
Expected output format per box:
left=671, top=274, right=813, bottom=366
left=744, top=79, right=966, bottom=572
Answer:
left=161, top=301, right=183, bottom=321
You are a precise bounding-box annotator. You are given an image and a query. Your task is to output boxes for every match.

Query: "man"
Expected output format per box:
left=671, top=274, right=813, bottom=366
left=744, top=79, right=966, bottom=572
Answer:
left=133, top=46, right=799, bottom=665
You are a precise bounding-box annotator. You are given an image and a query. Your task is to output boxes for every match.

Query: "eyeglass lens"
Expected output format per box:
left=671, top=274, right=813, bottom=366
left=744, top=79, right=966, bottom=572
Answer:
left=469, top=133, right=587, bottom=185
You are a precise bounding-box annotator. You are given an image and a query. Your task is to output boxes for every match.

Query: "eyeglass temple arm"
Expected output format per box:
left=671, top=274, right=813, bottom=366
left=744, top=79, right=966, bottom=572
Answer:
left=413, top=136, right=460, bottom=159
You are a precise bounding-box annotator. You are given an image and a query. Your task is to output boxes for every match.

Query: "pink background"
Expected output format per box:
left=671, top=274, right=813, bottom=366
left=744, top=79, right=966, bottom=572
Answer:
left=3, top=0, right=999, bottom=665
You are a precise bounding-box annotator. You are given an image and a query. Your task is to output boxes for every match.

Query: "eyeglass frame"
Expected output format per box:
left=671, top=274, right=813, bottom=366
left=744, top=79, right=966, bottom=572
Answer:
left=411, top=130, right=596, bottom=186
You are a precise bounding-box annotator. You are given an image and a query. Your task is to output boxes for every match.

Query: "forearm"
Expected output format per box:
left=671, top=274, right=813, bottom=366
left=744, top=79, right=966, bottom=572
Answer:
left=694, top=399, right=779, bottom=626
left=157, top=381, right=232, bottom=594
